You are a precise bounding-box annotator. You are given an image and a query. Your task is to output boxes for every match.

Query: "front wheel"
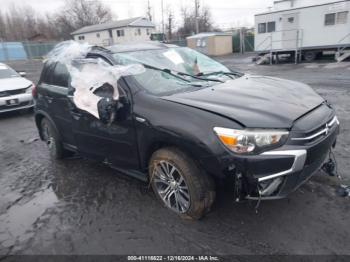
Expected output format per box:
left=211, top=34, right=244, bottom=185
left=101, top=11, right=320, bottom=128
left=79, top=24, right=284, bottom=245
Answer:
left=149, top=147, right=216, bottom=220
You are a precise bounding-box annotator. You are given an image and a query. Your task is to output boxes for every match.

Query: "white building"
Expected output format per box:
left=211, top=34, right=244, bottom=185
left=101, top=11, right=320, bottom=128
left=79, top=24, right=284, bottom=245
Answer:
left=254, top=0, right=350, bottom=62
left=71, top=17, right=156, bottom=46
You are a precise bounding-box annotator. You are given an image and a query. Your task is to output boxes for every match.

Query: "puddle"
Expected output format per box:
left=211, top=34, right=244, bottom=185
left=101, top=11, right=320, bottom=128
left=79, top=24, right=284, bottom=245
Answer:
left=0, top=189, right=58, bottom=247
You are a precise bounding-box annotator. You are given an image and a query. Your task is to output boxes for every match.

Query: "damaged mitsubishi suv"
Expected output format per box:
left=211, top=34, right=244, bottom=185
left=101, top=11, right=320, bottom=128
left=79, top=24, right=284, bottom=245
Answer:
left=34, top=42, right=340, bottom=219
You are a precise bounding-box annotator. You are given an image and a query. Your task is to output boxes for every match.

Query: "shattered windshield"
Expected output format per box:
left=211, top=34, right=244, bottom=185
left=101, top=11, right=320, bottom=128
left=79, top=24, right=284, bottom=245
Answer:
left=112, top=47, right=236, bottom=96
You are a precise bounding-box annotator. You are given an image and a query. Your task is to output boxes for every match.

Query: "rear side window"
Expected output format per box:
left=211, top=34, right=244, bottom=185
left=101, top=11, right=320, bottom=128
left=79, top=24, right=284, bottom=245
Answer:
left=39, top=63, right=55, bottom=84
left=51, top=63, right=70, bottom=87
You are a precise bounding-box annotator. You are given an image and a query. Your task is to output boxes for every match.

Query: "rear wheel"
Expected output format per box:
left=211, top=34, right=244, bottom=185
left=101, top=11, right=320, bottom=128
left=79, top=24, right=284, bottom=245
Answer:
left=40, top=118, right=70, bottom=159
left=304, top=51, right=317, bottom=62
left=149, top=147, right=215, bottom=220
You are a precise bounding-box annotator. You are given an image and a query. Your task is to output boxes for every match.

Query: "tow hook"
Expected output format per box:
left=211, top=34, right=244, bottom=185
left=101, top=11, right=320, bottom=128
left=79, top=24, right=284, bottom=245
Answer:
left=322, top=150, right=340, bottom=179
left=322, top=158, right=337, bottom=177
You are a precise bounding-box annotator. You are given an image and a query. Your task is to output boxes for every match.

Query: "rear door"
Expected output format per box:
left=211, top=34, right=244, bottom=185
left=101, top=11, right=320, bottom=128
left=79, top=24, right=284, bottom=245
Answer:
left=42, top=63, right=75, bottom=146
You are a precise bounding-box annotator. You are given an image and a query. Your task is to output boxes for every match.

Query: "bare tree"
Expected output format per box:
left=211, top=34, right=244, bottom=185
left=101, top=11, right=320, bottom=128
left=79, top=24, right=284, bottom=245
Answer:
left=0, top=0, right=114, bottom=42
left=165, top=6, right=174, bottom=40
left=177, top=6, right=218, bottom=37
left=0, top=11, right=7, bottom=40
left=56, top=0, right=114, bottom=39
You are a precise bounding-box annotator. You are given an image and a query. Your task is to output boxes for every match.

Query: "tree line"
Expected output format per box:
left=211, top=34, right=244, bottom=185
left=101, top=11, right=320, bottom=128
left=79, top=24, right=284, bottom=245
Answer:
left=0, top=0, right=113, bottom=42
left=0, top=0, right=217, bottom=42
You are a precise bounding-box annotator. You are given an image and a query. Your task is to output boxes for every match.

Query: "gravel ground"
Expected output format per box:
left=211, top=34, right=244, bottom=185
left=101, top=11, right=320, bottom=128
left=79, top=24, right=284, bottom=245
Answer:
left=0, top=56, right=349, bottom=256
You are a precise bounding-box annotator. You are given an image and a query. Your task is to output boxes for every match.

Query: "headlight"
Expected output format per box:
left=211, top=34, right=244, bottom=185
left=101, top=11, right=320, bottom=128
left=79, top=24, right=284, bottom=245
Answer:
left=25, top=84, right=35, bottom=94
left=213, top=127, right=289, bottom=154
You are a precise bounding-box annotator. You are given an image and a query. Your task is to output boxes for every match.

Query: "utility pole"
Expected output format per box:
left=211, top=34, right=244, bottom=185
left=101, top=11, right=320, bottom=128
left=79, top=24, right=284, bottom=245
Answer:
left=195, top=0, right=199, bottom=34
left=147, top=0, right=152, bottom=21
left=161, top=0, right=165, bottom=36
left=168, top=11, right=173, bottom=40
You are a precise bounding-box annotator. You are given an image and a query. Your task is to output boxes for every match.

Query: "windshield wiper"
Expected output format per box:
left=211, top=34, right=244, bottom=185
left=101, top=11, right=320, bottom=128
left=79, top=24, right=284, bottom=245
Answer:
left=140, top=63, right=191, bottom=82
left=140, top=63, right=209, bottom=87
left=177, top=71, right=224, bottom=83
left=197, top=71, right=244, bottom=79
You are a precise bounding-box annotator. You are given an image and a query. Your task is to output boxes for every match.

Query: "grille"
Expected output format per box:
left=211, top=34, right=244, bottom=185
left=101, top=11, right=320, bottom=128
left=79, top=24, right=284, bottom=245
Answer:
left=292, top=116, right=339, bottom=144
left=0, top=88, right=27, bottom=97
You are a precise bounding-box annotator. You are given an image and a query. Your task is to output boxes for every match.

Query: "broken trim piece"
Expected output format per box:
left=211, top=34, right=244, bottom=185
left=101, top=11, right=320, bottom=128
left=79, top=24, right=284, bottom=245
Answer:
left=258, top=150, right=307, bottom=182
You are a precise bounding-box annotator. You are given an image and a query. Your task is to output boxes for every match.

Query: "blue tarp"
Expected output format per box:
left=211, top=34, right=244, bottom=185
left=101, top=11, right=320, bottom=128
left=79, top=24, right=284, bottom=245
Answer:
left=0, top=42, right=28, bottom=61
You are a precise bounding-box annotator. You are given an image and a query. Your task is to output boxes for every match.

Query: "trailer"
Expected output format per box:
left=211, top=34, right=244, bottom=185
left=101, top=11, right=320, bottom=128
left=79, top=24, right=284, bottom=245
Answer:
left=254, top=0, right=350, bottom=64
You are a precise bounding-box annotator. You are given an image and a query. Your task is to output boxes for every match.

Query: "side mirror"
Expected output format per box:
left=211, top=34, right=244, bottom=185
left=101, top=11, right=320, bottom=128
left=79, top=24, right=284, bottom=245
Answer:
left=98, top=97, right=118, bottom=125
left=18, top=71, right=26, bottom=77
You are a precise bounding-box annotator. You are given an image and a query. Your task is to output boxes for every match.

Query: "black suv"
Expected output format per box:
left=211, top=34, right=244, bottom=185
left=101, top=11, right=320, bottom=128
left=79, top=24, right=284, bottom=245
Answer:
left=34, top=42, right=339, bottom=219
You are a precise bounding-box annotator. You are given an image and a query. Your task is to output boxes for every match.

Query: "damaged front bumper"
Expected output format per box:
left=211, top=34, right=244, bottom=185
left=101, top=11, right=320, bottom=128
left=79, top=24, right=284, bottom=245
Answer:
left=224, top=120, right=340, bottom=201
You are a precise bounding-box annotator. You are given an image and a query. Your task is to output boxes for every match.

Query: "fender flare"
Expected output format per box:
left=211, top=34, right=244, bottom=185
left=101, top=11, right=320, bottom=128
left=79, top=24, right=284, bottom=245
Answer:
left=34, top=110, right=61, bottom=141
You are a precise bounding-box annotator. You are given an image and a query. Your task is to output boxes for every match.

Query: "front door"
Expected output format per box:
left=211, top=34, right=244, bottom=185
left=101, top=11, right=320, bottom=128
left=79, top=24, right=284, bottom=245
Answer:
left=70, top=78, right=140, bottom=170
left=282, top=13, right=300, bottom=50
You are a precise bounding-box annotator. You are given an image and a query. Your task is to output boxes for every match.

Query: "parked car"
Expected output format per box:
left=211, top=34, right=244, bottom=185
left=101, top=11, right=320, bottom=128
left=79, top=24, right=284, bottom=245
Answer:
left=34, top=42, right=339, bottom=219
left=0, top=63, right=35, bottom=113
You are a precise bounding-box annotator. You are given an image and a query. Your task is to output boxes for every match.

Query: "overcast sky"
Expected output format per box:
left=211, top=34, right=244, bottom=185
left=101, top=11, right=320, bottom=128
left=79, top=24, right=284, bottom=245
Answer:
left=0, top=0, right=275, bottom=29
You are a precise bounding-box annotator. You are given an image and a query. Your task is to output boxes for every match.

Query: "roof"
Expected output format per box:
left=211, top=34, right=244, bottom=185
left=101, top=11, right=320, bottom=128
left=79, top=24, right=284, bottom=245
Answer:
left=186, top=32, right=232, bottom=39
left=71, top=17, right=155, bottom=35
left=107, top=41, right=178, bottom=53
left=256, top=0, right=350, bottom=16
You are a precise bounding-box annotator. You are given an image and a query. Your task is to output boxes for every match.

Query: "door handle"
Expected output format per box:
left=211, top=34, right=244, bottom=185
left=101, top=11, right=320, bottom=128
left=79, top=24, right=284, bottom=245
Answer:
left=47, top=96, right=53, bottom=103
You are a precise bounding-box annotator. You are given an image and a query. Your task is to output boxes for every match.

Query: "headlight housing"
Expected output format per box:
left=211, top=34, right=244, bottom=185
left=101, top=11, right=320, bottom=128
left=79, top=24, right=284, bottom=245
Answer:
left=213, top=127, right=289, bottom=154
left=25, top=84, right=35, bottom=94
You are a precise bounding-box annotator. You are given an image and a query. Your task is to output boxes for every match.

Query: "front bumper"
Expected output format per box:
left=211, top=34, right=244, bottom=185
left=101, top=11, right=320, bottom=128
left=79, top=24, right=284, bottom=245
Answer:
left=212, top=116, right=340, bottom=200
left=247, top=124, right=338, bottom=200
left=0, top=93, right=34, bottom=113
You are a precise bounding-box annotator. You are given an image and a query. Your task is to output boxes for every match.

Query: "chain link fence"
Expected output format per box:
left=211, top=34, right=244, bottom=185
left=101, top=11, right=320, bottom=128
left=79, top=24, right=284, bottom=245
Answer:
left=0, top=41, right=58, bottom=62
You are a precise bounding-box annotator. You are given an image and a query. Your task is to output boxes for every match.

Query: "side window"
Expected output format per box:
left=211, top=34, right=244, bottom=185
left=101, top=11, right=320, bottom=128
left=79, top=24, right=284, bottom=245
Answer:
left=39, top=63, right=55, bottom=84
left=267, top=21, right=276, bottom=32
left=325, top=13, right=336, bottom=25
left=117, top=29, right=125, bottom=37
left=337, top=11, right=348, bottom=24
left=51, top=63, right=70, bottom=87
left=258, top=23, right=267, bottom=34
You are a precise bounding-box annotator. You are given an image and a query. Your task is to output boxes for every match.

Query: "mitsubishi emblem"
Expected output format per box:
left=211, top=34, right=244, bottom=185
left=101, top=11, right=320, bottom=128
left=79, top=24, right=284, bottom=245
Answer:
left=325, top=123, right=329, bottom=135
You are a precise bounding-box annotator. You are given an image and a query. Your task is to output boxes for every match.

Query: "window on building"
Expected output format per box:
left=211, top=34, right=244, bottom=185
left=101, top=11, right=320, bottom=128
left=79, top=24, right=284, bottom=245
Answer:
left=337, top=11, right=349, bottom=24
left=267, top=22, right=276, bottom=32
left=146, top=29, right=150, bottom=35
left=117, top=29, right=125, bottom=37
left=78, top=35, right=85, bottom=40
left=325, top=13, right=336, bottom=25
left=258, top=23, right=267, bottom=34
left=288, top=17, right=294, bottom=23
left=137, top=28, right=141, bottom=36
left=96, top=33, right=100, bottom=38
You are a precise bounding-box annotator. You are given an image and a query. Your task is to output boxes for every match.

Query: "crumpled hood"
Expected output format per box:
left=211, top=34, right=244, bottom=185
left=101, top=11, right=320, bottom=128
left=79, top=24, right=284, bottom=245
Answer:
left=0, top=77, right=32, bottom=92
left=162, top=75, right=325, bottom=128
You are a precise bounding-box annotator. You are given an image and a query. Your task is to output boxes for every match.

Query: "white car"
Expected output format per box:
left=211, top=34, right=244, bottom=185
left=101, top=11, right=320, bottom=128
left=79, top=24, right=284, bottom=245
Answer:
left=0, top=63, right=35, bottom=113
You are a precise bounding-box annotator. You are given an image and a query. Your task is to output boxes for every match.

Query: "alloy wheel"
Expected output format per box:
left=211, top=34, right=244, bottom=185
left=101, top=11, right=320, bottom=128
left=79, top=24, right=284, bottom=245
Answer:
left=152, top=160, right=191, bottom=213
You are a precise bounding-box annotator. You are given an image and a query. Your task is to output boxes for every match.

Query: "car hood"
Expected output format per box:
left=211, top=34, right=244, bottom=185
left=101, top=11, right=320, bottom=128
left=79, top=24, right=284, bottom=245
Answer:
left=0, top=77, right=32, bottom=92
left=162, top=75, right=325, bottom=129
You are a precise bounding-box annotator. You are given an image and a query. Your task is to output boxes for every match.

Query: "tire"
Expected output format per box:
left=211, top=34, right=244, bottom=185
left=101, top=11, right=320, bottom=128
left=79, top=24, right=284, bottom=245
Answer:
left=40, top=118, right=69, bottom=159
left=149, top=147, right=216, bottom=220
left=304, top=51, right=316, bottom=62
